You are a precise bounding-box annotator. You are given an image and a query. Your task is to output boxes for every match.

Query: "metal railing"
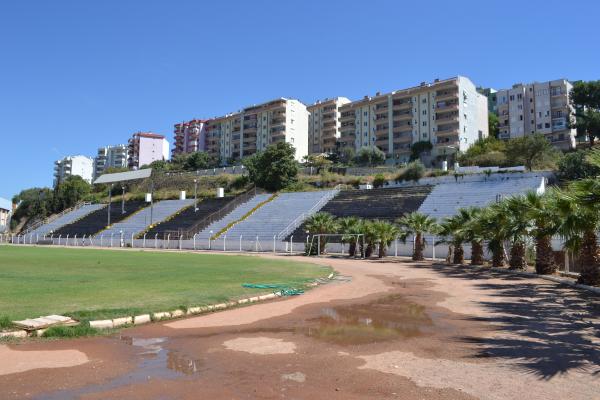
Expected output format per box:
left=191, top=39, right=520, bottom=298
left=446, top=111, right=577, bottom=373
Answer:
left=164, top=187, right=258, bottom=240
left=22, top=201, right=92, bottom=235
left=276, top=186, right=341, bottom=240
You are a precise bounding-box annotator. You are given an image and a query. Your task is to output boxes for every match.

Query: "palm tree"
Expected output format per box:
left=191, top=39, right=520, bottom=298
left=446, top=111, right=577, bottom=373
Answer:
left=361, top=220, right=379, bottom=258
left=558, top=181, right=600, bottom=285
left=370, top=220, right=400, bottom=258
left=397, top=212, right=438, bottom=261
left=499, top=196, right=531, bottom=271
left=439, top=209, right=472, bottom=264
left=522, top=190, right=560, bottom=275
left=474, top=203, right=508, bottom=268
left=460, top=207, right=485, bottom=265
left=305, top=212, right=339, bottom=255
left=337, top=216, right=361, bottom=257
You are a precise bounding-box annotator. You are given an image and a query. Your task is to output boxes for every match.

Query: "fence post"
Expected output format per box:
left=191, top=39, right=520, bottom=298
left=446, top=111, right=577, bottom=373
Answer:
left=131, top=233, right=135, bottom=248
left=193, top=234, right=197, bottom=250
left=273, top=235, right=276, bottom=254
left=179, top=235, right=182, bottom=250
left=394, top=238, right=398, bottom=257
left=239, top=235, right=242, bottom=252
left=317, top=235, right=320, bottom=256
left=432, top=235, right=436, bottom=260
left=155, top=234, right=158, bottom=249
left=223, top=235, right=226, bottom=251
left=290, top=235, right=293, bottom=254
left=65, top=234, right=69, bottom=247
left=110, top=234, right=114, bottom=248
left=143, top=233, right=147, bottom=248
left=255, top=236, right=258, bottom=252
left=166, top=234, right=171, bottom=249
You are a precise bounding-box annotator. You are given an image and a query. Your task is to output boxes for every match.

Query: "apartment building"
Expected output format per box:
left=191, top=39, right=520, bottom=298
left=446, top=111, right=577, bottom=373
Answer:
left=205, top=98, right=309, bottom=163
left=94, top=144, right=128, bottom=179
left=307, top=97, right=351, bottom=154
left=54, top=155, right=94, bottom=187
left=477, top=87, right=498, bottom=113
left=338, top=76, right=488, bottom=165
left=127, top=132, right=169, bottom=169
left=0, top=197, right=12, bottom=232
left=495, top=79, right=576, bottom=150
left=172, top=119, right=207, bottom=157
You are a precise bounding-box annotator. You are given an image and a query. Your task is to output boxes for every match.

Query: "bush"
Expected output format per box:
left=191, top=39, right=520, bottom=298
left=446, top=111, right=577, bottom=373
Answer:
left=229, top=175, right=250, bottom=190
left=372, top=173, right=387, bottom=188
left=42, top=324, right=100, bottom=338
left=557, top=150, right=600, bottom=181
left=354, top=147, right=386, bottom=167
left=395, top=161, right=425, bottom=182
left=464, top=151, right=508, bottom=167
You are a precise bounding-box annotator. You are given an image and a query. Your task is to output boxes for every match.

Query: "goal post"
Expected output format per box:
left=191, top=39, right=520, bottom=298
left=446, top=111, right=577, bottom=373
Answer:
left=306, top=233, right=365, bottom=258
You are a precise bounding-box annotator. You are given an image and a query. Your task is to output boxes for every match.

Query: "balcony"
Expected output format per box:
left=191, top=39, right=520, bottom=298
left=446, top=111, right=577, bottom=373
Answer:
left=434, top=89, right=458, bottom=102
left=435, top=101, right=458, bottom=111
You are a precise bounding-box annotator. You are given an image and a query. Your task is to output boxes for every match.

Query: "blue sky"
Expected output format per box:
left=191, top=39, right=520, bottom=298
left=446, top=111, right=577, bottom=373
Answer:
left=1, top=0, right=598, bottom=200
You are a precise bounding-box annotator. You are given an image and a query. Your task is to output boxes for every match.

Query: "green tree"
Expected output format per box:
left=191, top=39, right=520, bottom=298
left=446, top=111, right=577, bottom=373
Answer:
left=474, top=204, right=509, bottom=268
left=184, top=152, right=218, bottom=171
left=243, top=142, right=299, bottom=191
left=557, top=150, right=600, bottom=181
left=439, top=209, right=473, bottom=264
left=354, top=146, right=386, bottom=167
left=505, top=133, right=559, bottom=171
left=458, top=136, right=507, bottom=167
left=12, top=188, right=55, bottom=228
left=397, top=212, right=438, bottom=261
left=337, top=216, right=362, bottom=257
left=370, top=220, right=399, bottom=258
left=339, top=147, right=355, bottom=166
left=53, top=176, right=91, bottom=212
left=522, top=191, right=560, bottom=275
left=499, top=196, right=532, bottom=271
left=142, top=160, right=170, bottom=172
left=570, top=80, right=600, bottom=147
left=460, top=208, right=486, bottom=265
left=409, top=141, right=432, bottom=161
left=488, top=112, right=499, bottom=138
left=305, top=212, right=339, bottom=254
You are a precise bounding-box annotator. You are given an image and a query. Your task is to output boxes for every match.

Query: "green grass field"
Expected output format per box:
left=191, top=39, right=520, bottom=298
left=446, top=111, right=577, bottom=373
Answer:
left=0, top=246, right=330, bottom=325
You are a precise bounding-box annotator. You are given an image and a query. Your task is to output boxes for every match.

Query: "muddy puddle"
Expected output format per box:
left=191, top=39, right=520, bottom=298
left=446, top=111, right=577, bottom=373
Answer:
left=33, top=336, right=200, bottom=400
left=304, top=294, right=433, bottom=345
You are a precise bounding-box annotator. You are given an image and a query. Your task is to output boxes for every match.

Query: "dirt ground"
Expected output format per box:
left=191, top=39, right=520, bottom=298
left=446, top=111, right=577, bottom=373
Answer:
left=1, top=254, right=599, bottom=400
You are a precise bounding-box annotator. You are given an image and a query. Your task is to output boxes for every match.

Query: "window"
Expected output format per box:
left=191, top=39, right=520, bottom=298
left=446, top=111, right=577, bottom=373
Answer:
left=422, top=121, right=427, bottom=126
left=537, top=123, right=543, bottom=129
left=509, top=95, right=515, bottom=101
left=519, top=115, right=523, bottom=121
left=422, top=98, right=427, bottom=104
left=364, top=111, right=368, bottom=116
left=545, top=123, right=550, bottom=128
left=422, top=110, right=427, bottom=115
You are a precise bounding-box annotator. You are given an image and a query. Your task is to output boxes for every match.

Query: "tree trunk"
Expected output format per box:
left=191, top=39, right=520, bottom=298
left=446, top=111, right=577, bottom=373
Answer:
left=471, top=241, right=484, bottom=265
left=491, top=241, right=506, bottom=268
left=578, top=230, right=600, bottom=286
left=453, top=244, right=464, bottom=264
left=535, top=235, right=556, bottom=275
left=413, top=233, right=424, bottom=261
left=509, top=241, right=527, bottom=270
left=446, top=245, right=453, bottom=264
left=365, top=244, right=373, bottom=258
left=348, top=241, right=357, bottom=257
left=378, top=243, right=386, bottom=258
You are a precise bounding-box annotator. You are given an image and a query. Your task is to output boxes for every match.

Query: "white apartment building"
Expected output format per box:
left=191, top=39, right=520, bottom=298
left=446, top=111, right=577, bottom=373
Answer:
left=205, top=98, right=309, bottom=163
left=172, top=119, right=207, bottom=157
left=495, top=79, right=576, bottom=150
left=308, top=97, right=351, bottom=154
left=0, top=197, right=12, bottom=232
left=54, top=155, right=94, bottom=187
left=127, top=132, right=170, bottom=169
left=94, top=144, right=128, bottom=179
left=338, top=76, right=488, bottom=165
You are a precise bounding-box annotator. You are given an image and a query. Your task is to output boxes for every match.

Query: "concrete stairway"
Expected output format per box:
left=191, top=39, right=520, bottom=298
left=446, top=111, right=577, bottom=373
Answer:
left=95, top=199, right=194, bottom=238
left=196, top=194, right=272, bottom=240
left=222, top=190, right=338, bottom=240
left=28, top=204, right=106, bottom=238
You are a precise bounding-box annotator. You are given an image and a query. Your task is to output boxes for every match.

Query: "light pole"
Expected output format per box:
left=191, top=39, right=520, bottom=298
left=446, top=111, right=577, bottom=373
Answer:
left=107, top=183, right=114, bottom=226
left=121, top=185, right=126, bottom=214
left=193, top=179, right=198, bottom=212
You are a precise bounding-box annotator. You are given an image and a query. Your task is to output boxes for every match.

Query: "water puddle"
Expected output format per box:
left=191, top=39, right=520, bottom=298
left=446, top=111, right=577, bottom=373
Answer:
left=34, top=336, right=201, bottom=400
left=304, top=294, right=433, bottom=345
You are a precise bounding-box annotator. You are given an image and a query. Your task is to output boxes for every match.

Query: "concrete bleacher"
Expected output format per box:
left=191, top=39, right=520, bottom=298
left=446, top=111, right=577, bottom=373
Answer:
left=144, top=197, right=235, bottom=239
left=54, top=201, right=146, bottom=237
left=221, top=190, right=338, bottom=240
left=28, top=204, right=106, bottom=238
left=196, top=194, right=272, bottom=240
left=95, top=199, right=194, bottom=238
left=289, top=186, right=432, bottom=241
left=417, top=175, right=545, bottom=220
